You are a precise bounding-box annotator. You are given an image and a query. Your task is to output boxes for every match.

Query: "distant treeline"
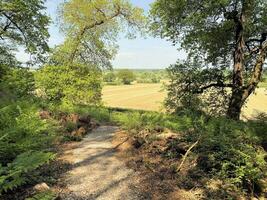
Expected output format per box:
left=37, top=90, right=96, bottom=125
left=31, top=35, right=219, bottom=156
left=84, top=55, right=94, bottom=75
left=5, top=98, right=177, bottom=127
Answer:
left=103, top=69, right=168, bottom=85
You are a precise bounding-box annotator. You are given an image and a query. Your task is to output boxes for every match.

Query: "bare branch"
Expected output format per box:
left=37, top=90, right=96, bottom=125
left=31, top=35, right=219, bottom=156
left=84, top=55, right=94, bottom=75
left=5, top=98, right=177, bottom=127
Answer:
left=176, top=139, right=199, bottom=172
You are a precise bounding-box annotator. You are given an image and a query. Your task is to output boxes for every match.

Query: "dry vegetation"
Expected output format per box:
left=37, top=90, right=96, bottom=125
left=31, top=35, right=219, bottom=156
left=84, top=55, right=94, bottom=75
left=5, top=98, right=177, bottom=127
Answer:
left=102, top=83, right=165, bottom=111
left=102, top=83, right=267, bottom=118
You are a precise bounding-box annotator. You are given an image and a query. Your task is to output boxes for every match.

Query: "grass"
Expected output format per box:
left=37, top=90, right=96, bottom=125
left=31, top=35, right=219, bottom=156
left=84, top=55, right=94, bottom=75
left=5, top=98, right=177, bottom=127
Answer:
left=48, top=102, right=197, bottom=133
left=13, top=99, right=265, bottom=199
left=59, top=102, right=266, bottom=198
left=102, top=83, right=267, bottom=118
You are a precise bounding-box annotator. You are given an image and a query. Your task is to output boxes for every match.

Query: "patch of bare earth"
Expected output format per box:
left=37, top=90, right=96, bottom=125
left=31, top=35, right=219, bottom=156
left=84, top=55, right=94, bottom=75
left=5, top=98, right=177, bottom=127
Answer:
left=112, top=129, right=247, bottom=200
left=113, top=130, right=184, bottom=200
left=59, top=126, right=148, bottom=200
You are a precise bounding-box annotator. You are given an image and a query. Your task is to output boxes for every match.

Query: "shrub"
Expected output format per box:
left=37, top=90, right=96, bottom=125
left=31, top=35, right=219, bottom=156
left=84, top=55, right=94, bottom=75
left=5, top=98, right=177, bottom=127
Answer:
left=136, top=73, right=160, bottom=83
left=26, top=190, right=58, bottom=200
left=184, top=117, right=267, bottom=195
left=35, top=64, right=102, bottom=105
left=0, top=67, right=35, bottom=98
left=0, top=151, right=55, bottom=193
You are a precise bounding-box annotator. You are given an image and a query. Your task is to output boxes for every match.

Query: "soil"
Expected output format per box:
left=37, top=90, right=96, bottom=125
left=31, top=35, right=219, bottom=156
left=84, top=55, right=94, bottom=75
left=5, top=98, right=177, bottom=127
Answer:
left=59, top=126, right=148, bottom=200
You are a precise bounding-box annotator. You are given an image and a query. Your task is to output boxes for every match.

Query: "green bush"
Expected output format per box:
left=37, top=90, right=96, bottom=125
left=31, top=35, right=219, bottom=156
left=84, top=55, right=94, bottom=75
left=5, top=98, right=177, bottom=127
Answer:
left=0, top=67, right=35, bottom=98
left=26, top=190, right=58, bottom=200
left=183, top=117, right=267, bottom=194
left=35, top=64, right=102, bottom=105
left=112, top=109, right=195, bottom=133
left=103, top=71, right=116, bottom=83
left=136, top=73, right=160, bottom=83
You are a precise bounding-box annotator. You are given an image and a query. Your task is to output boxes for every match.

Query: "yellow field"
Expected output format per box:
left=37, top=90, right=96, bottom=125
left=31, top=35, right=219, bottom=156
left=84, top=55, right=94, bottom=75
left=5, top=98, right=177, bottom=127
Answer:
left=102, top=83, right=267, bottom=118
left=102, top=84, right=166, bottom=111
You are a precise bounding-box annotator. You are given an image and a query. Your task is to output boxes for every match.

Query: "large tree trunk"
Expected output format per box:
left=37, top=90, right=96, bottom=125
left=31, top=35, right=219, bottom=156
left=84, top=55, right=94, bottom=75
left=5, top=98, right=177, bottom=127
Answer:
left=227, top=88, right=244, bottom=120
left=226, top=2, right=267, bottom=120
left=227, top=45, right=266, bottom=120
left=227, top=14, right=245, bottom=120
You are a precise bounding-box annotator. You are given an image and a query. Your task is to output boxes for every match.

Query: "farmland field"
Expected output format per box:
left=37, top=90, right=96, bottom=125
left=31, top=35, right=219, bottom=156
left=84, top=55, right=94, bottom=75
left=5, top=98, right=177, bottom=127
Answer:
left=102, top=83, right=166, bottom=111
left=102, top=83, right=267, bottom=118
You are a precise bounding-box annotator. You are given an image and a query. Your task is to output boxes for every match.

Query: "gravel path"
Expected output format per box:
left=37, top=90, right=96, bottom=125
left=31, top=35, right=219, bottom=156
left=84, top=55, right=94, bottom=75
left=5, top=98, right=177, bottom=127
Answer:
left=61, top=126, right=146, bottom=200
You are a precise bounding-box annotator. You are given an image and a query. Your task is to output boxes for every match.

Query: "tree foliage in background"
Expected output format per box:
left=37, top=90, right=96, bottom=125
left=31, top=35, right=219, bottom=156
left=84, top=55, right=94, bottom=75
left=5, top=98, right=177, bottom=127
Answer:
left=52, top=0, right=145, bottom=69
left=136, top=71, right=161, bottom=83
left=35, top=65, right=102, bottom=105
left=103, top=71, right=116, bottom=83
left=0, top=0, right=50, bottom=64
left=1, top=67, right=35, bottom=98
left=43, top=0, right=145, bottom=105
left=151, top=0, right=267, bottom=119
left=117, top=69, right=135, bottom=84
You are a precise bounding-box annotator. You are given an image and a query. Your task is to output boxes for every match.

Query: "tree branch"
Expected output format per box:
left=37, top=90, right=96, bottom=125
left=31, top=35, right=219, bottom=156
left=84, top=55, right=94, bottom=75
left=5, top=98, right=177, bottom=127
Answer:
left=0, top=20, right=12, bottom=38
left=194, top=83, right=233, bottom=94
left=243, top=42, right=267, bottom=98
left=68, top=6, right=122, bottom=63
left=176, top=139, right=199, bottom=172
left=243, top=33, right=267, bottom=60
left=246, top=33, right=267, bottom=44
left=2, top=13, right=28, bottom=44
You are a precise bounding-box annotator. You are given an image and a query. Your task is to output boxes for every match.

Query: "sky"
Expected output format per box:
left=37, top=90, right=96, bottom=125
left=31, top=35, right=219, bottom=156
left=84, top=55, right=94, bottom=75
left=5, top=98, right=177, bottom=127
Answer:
left=17, top=0, right=186, bottom=69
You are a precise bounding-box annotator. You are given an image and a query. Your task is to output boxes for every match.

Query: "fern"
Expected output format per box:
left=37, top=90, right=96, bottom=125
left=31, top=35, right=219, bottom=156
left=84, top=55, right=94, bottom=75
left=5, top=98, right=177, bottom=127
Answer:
left=0, top=151, right=55, bottom=193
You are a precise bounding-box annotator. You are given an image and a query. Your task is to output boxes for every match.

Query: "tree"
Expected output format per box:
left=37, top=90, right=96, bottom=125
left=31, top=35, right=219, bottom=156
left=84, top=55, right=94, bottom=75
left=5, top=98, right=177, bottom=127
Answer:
left=52, top=0, right=145, bottom=69
left=150, top=0, right=267, bottom=119
left=42, top=0, right=145, bottom=105
left=117, top=69, right=135, bottom=84
left=35, top=64, right=102, bottom=105
left=0, top=0, right=49, bottom=99
left=1, top=67, right=35, bottom=98
left=0, top=0, right=50, bottom=64
left=104, top=71, right=116, bottom=82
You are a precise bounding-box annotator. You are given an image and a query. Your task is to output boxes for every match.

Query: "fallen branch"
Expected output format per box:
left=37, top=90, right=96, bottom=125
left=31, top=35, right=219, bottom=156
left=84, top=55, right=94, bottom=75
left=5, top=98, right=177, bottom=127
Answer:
left=176, top=139, right=199, bottom=172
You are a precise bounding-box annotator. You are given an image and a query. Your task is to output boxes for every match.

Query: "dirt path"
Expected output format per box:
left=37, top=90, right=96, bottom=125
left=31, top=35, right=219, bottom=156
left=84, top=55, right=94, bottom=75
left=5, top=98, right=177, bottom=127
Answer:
left=60, top=126, right=146, bottom=200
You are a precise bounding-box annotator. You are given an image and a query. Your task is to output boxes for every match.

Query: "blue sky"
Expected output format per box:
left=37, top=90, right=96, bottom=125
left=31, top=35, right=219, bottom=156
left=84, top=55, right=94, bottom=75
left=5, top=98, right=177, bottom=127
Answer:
left=17, top=0, right=186, bottom=69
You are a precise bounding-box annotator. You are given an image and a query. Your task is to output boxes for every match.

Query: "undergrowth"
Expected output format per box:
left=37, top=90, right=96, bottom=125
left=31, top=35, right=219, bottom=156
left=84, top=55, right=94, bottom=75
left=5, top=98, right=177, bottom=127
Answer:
left=0, top=99, right=60, bottom=194
left=61, top=103, right=266, bottom=198
left=5, top=102, right=267, bottom=199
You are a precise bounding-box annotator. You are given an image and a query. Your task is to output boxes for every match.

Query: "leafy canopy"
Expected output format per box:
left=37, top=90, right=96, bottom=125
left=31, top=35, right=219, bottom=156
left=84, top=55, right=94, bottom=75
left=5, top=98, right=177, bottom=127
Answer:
left=150, top=0, right=267, bottom=117
left=53, top=0, right=146, bottom=69
left=150, top=0, right=267, bottom=64
left=0, top=0, right=50, bottom=64
left=35, top=65, right=102, bottom=105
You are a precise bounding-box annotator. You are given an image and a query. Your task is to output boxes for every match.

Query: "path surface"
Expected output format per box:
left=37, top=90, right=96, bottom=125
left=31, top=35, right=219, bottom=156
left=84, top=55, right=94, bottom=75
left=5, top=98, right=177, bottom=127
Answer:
left=61, top=126, right=146, bottom=200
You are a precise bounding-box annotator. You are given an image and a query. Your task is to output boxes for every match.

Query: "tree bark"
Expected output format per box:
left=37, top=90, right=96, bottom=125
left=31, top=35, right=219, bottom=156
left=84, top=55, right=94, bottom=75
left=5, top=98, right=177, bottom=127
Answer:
left=227, top=13, right=245, bottom=120
left=227, top=8, right=267, bottom=120
left=227, top=43, right=266, bottom=120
